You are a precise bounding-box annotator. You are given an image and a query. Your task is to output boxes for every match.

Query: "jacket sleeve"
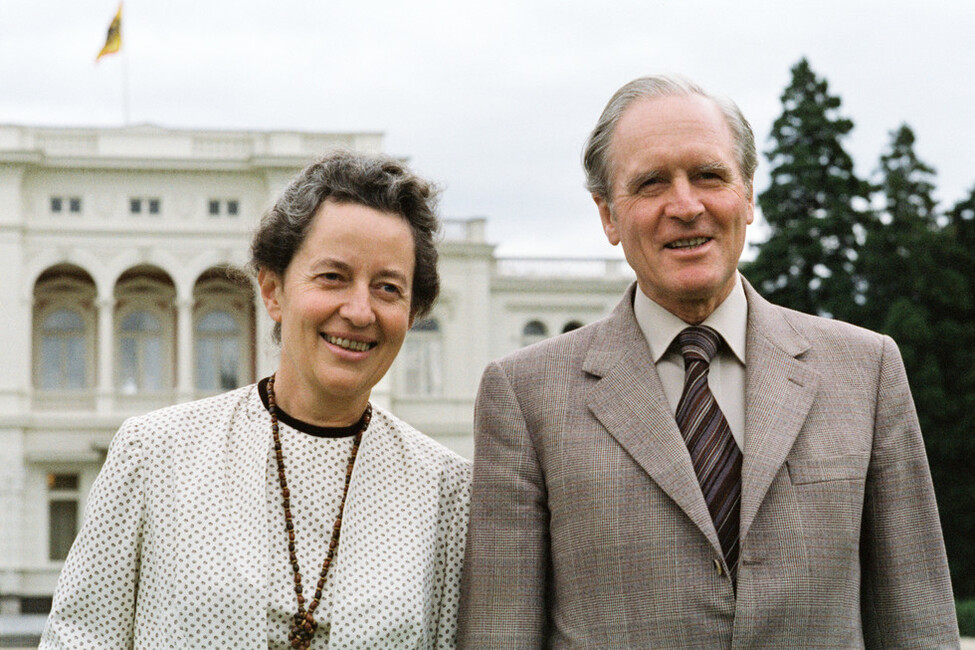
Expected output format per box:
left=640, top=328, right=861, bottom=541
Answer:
left=40, top=421, right=145, bottom=649
left=434, top=458, right=472, bottom=650
left=458, top=361, right=550, bottom=648
left=860, top=335, right=959, bottom=647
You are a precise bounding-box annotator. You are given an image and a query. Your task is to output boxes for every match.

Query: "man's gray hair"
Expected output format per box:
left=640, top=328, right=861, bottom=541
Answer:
left=582, top=74, right=757, bottom=200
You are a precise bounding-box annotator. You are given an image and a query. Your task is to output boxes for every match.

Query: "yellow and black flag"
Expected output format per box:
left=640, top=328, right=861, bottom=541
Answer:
left=96, top=3, right=122, bottom=61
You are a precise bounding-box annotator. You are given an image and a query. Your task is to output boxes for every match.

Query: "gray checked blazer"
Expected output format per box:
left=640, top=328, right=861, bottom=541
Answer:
left=458, top=278, right=958, bottom=648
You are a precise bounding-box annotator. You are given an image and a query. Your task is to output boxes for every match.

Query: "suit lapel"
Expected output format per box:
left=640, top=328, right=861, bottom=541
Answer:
left=585, top=285, right=720, bottom=553
left=740, top=281, right=819, bottom=540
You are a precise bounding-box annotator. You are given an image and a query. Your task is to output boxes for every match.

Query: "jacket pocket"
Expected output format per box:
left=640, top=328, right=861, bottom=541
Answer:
left=786, top=453, right=870, bottom=485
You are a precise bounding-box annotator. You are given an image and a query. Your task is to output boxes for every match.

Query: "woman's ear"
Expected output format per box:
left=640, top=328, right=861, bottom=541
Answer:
left=257, top=268, right=284, bottom=323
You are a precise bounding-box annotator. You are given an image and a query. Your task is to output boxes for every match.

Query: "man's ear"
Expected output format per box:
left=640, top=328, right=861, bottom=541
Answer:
left=594, top=194, right=620, bottom=246
left=257, top=268, right=284, bottom=323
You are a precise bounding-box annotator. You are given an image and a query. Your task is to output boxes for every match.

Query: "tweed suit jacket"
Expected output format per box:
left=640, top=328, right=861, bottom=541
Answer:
left=458, top=278, right=958, bottom=649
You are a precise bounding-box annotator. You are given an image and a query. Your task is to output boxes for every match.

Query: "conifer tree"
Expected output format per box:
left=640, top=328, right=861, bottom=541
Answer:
left=931, top=186, right=975, bottom=598
left=864, top=128, right=975, bottom=597
left=743, top=58, right=872, bottom=320
left=860, top=124, right=941, bottom=329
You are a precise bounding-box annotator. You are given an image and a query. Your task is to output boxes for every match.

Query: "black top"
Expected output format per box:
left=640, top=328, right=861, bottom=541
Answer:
left=257, top=376, right=368, bottom=438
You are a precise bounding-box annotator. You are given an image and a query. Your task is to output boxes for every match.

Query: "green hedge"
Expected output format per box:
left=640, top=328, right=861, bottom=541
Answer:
left=959, top=599, right=975, bottom=637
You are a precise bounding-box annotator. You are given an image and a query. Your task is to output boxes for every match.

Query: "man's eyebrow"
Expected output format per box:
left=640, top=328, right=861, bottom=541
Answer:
left=694, top=161, right=734, bottom=176
left=623, top=169, right=666, bottom=193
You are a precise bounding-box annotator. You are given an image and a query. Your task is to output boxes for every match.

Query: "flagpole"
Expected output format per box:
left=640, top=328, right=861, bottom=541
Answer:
left=96, top=2, right=125, bottom=124
left=121, top=50, right=130, bottom=124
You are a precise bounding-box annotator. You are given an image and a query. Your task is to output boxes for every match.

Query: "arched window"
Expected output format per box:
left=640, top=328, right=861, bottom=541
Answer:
left=562, top=320, right=584, bottom=333
left=400, top=318, right=442, bottom=396
left=521, top=320, right=548, bottom=347
left=39, top=309, right=87, bottom=390
left=192, top=267, right=256, bottom=394
left=32, top=264, right=96, bottom=396
left=114, top=266, right=176, bottom=397
left=195, top=310, right=241, bottom=391
left=118, top=310, right=164, bottom=394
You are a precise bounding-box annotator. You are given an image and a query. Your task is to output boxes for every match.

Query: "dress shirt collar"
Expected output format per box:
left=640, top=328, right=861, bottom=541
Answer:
left=633, top=273, right=748, bottom=364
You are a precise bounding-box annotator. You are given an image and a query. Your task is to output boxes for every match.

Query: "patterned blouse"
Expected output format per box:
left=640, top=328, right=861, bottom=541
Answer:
left=41, top=383, right=472, bottom=649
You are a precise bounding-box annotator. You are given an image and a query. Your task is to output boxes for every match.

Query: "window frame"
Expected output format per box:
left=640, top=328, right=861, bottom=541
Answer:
left=32, top=273, right=97, bottom=394
left=129, top=196, right=162, bottom=216
left=194, top=307, right=245, bottom=392
left=398, top=317, right=443, bottom=397
left=521, top=319, right=549, bottom=347
left=46, top=472, right=81, bottom=562
left=192, top=272, right=256, bottom=395
left=115, top=307, right=169, bottom=394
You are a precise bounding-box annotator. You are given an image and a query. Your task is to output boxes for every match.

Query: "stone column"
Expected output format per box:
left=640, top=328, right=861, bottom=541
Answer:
left=96, top=295, right=114, bottom=414
left=176, top=297, right=194, bottom=403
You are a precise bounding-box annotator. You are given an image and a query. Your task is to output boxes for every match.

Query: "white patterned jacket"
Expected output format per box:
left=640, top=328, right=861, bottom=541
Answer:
left=41, top=385, right=472, bottom=649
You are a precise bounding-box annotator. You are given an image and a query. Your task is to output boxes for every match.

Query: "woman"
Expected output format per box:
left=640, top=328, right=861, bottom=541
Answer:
left=41, top=151, right=471, bottom=649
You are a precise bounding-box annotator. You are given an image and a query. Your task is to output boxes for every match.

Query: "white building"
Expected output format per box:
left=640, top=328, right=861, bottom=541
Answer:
left=0, top=124, right=632, bottom=616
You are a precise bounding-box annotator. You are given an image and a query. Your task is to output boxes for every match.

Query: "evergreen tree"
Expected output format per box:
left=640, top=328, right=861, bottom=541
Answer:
left=931, top=186, right=975, bottom=598
left=860, top=124, right=941, bottom=330
left=743, top=58, right=872, bottom=320
left=861, top=127, right=975, bottom=597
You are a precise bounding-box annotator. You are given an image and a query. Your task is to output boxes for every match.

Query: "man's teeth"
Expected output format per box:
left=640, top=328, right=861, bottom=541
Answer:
left=324, top=335, right=373, bottom=352
left=667, top=236, right=709, bottom=249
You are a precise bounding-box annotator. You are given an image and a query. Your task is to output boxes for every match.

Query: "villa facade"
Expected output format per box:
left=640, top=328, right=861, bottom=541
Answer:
left=0, top=124, right=632, bottom=614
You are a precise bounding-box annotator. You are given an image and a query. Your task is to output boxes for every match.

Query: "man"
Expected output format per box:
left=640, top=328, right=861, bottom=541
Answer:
left=458, top=76, right=958, bottom=648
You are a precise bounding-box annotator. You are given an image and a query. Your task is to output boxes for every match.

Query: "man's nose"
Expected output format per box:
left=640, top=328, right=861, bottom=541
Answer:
left=663, top=178, right=704, bottom=221
left=339, top=284, right=376, bottom=327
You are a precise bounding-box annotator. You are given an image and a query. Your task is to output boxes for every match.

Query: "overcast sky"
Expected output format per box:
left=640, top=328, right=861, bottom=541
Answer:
left=1, top=1, right=972, bottom=258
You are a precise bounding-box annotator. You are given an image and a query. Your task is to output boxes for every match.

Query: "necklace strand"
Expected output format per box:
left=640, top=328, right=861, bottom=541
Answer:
left=267, top=374, right=371, bottom=650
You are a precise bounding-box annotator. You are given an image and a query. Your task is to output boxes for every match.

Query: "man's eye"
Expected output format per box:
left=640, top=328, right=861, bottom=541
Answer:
left=697, top=170, right=726, bottom=182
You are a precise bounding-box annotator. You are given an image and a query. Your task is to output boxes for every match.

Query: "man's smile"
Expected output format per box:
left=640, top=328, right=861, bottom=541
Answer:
left=665, top=236, right=711, bottom=250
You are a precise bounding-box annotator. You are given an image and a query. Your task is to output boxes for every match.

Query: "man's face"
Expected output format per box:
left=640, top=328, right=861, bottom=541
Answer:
left=595, top=94, right=754, bottom=324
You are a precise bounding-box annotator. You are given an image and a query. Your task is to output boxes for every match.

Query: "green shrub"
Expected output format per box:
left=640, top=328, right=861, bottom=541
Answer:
left=958, top=599, right=975, bottom=637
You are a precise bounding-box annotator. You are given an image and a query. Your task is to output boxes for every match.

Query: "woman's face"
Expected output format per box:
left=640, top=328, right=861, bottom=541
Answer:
left=259, top=199, right=415, bottom=423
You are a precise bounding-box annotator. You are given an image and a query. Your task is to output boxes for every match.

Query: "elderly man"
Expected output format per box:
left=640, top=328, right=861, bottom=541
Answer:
left=458, top=75, right=958, bottom=647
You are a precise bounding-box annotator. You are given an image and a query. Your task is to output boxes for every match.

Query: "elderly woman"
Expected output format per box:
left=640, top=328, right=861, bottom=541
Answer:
left=41, top=151, right=471, bottom=649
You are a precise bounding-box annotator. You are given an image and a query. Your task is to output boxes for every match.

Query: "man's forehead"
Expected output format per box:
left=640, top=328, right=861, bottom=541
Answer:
left=608, top=96, right=736, bottom=177
left=614, top=94, right=730, bottom=144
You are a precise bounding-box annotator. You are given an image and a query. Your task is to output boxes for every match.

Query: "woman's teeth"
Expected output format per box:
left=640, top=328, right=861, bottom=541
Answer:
left=324, top=335, right=374, bottom=352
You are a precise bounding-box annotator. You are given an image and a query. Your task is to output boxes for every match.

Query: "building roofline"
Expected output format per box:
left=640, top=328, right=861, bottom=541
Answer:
left=0, top=123, right=385, bottom=170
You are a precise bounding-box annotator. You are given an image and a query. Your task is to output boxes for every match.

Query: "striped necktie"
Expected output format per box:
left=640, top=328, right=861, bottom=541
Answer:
left=675, top=325, right=742, bottom=582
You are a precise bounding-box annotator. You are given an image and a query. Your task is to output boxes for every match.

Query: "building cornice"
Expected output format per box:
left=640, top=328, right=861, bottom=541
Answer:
left=0, top=124, right=384, bottom=172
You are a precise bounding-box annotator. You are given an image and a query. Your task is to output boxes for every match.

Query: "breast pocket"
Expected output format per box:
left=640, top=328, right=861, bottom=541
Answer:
left=785, top=453, right=871, bottom=562
left=786, top=453, right=870, bottom=485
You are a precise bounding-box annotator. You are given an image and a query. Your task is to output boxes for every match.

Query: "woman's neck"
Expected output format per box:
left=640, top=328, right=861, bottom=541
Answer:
left=269, top=371, right=369, bottom=427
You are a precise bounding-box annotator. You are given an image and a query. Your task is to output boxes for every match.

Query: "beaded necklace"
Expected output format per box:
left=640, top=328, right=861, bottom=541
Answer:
left=267, top=374, right=371, bottom=650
